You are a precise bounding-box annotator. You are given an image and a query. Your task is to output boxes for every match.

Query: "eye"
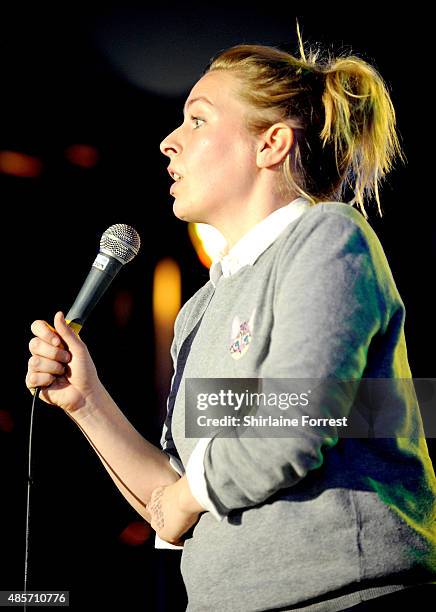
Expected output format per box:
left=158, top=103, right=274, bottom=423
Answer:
left=191, top=116, right=205, bottom=129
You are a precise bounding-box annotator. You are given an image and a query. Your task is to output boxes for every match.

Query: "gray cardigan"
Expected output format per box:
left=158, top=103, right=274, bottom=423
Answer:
left=161, top=202, right=436, bottom=611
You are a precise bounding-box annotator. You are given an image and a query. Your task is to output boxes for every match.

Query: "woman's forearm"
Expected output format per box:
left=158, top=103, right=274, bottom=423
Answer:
left=66, top=384, right=180, bottom=519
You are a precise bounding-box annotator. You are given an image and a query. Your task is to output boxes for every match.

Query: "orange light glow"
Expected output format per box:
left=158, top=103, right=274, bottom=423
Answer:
left=153, top=258, right=181, bottom=330
left=153, top=258, right=182, bottom=419
left=188, top=223, right=226, bottom=269
left=113, top=290, right=134, bottom=327
left=64, top=144, right=99, bottom=168
left=0, top=151, right=42, bottom=178
left=118, top=521, right=152, bottom=546
left=0, top=409, right=14, bottom=433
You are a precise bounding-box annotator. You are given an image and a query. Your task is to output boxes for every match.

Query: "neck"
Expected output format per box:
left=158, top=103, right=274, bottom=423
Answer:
left=214, top=192, right=299, bottom=249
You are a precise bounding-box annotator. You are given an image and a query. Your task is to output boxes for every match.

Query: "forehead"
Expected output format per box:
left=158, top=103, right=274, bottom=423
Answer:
left=185, top=70, right=242, bottom=110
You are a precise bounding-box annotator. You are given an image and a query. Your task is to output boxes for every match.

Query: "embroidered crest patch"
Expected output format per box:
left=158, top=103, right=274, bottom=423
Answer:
left=229, top=309, right=256, bottom=360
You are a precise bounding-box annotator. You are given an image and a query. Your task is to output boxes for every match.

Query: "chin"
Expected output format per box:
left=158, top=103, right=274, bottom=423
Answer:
left=172, top=199, right=205, bottom=224
left=172, top=201, right=190, bottom=222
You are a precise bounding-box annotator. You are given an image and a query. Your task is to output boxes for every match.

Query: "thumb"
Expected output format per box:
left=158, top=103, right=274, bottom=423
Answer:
left=53, top=311, right=84, bottom=349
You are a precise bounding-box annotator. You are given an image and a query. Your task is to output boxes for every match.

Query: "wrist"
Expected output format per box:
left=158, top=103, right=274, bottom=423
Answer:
left=177, top=475, right=205, bottom=514
left=67, top=379, right=110, bottom=422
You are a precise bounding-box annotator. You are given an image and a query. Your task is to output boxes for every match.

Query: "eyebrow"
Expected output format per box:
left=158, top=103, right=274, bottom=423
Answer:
left=183, top=96, right=214, bottom=116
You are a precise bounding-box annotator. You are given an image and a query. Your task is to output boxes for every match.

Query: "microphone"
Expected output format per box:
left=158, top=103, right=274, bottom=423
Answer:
left=25, top=224, right=140, bottom=598
left=65, top=223, right=141, bottom=335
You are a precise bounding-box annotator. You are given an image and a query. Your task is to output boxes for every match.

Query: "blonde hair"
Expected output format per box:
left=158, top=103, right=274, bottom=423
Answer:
left=205, top=23, right=405, bottom=217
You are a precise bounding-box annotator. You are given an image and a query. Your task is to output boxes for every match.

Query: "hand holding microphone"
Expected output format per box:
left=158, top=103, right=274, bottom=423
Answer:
left=25, top=224, right=140, bottom=415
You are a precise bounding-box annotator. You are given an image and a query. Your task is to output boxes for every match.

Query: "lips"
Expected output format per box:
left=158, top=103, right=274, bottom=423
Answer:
left=170, top=180, right=182, bottom=195
left=167, top=166, right=184, bottom=182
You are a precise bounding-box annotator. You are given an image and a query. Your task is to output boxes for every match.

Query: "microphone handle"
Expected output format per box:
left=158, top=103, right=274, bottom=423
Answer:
left=66, top=254, right=123, bottom=333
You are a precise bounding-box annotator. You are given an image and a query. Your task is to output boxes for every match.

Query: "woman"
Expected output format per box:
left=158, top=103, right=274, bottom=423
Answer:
left=26, top=33, right=436, bottom=611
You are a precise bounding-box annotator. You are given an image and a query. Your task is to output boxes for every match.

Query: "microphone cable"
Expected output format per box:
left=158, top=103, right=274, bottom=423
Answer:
left=24, top=387, right=40, bottom=611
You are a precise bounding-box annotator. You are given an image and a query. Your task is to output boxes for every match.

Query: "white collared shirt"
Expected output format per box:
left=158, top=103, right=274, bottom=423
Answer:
left=209, top=197, right=310, bottom=287
left=155, top=196, right=310, bottom=548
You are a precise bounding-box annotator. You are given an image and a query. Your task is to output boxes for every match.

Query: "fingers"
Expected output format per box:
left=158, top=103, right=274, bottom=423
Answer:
left=29, top=316, right=71, bottom=362
left=26, top=354, right=67, bottom=391
left=28, top=355, right=66, bottom=377
left=26, top=371, right=56, bottom=390
left=53, top=312, right=85, bottom=348
left=27, top=316, right=73, bottom=393
left=28, top=311, right=86, bottom=362
left=28, top=336, right=71, bottom=363
left=30, top=319, right=64, bottom=348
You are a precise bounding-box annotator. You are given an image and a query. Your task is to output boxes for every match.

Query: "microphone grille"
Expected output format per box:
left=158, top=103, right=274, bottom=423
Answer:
left=100, top=224, right=141, bottom=264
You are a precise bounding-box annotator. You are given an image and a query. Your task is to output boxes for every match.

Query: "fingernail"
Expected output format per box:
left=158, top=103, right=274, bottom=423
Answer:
left=52, top=336, right=60, bottom=346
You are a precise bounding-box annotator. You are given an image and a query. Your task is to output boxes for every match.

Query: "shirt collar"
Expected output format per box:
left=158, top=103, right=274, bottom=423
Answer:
left=209, top=197, right=310, bottom=286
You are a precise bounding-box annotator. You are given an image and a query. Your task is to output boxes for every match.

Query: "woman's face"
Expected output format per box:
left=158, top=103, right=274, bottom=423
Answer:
left=160, top=70, right=259, bottom=226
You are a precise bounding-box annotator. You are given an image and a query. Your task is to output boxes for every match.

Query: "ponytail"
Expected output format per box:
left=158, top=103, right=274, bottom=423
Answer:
left=321, top=56, right=405, bottom=216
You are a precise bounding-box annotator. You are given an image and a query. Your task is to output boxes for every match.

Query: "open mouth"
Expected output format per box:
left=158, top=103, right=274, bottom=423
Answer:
left=168, top=167, right=184, bottom=182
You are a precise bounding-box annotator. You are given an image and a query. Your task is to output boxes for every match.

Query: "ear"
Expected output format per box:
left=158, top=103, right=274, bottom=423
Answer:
left=256, top=123, right=294, bottom=169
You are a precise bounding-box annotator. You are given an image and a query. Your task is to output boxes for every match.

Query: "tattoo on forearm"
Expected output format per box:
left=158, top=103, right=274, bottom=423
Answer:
left=151, top=489, right=164, bottom=529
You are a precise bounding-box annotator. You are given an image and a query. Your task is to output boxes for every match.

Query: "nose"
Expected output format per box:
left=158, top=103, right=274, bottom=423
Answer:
left=160, top=127, right=182, bottom=158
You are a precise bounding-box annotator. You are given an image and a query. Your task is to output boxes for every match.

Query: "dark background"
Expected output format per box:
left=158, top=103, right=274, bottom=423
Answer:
left=1, top=4, right=434, bottom=611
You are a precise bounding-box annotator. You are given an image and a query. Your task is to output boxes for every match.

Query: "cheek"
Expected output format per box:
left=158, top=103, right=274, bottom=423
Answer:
left=195, top=135, right=227, bottom=165
left=196, top=138, right=254, bottom=187
left=223, top=143, right=257, bottom=191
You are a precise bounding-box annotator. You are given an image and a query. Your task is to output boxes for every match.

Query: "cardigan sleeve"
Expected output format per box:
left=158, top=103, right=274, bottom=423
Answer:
left=201, top=209, right=392, bottom=516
